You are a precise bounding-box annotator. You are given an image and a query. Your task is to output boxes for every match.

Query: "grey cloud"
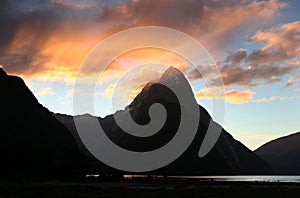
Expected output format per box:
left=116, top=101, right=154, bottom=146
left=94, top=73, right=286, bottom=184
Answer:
left=97, top=0, right=286, bottom=57
left=225, top=48, right=247, bottom=65
left=188, top=56, right=299, bottom=88
left=212, top=63, right=296, bottom=87
left=245, top=48, right=288, bottom=64
left=98, top=0, right=207, bottom=28
left=187, top=63, right=222, bottom=81
left=188, top=20, right=300, bottom=89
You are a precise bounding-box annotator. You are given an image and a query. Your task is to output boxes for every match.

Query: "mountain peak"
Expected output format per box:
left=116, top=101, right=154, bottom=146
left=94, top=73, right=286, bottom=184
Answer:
left=159, top=66, right=185, bottom=85
left=129, top=66, right=195, bottom=108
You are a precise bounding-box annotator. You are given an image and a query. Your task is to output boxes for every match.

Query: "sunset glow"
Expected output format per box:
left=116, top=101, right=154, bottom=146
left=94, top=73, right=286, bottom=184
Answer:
left=1, top=0, right=300, bottom=150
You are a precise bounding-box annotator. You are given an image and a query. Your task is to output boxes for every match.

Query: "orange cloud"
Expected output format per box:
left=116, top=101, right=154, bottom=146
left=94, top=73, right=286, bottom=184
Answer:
left=195, top=88, right=255, bottom=104
left=37, top=87, right=55, bottom=97
left=103, top=84, right=117, bottom=98
left=225, top=89, right=256, bottom=104
left=101, top=61, right=177, bottom=103
left=114, top=48, right=189, bottom=69
left=5, top=25, right=190, bottom=84
left=0, top=0, right=287, bottom=84
left=94, top=48, right=190, bottom=84
left=247, top=21, right=300, bottom=64
left=4, top=18, right=101, bottom=84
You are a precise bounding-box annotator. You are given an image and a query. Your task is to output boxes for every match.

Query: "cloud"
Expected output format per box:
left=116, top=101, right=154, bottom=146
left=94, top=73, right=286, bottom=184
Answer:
left=185, top=20, right=300, bottom=105
left=188, top=21, right=300, bottom=90
left=103, top=84, right=117, bottom=98
left=285, top=76, right=300, bottom=88
left=195, top=88, right=255, bottom=104
left=254, top=96, right=285, bottom=103
left=253, top=95, right=300, bottom=103
left=98, top=0, right=287, bottom=59
left=38, top=87, right=55, bottom=96
left=187, top=63, right=220, bottom=81
left=188, top=61, right=298, bottom=88
left=247, top=21, right=300, bottom=64
left=0, top=0, right=103, bottom=81
left=225, top=48, right=247, bottom=65
left=225, top=89, right=255, bottom=104
left=81, top=48, right=190, bottom=86
left=65, top=89, right=75, bottom=98
left=102, top=65, right=164, bottom=102
left=0, top=0, right=296, bottom=107
left=216, top=62, right=297, bottom=87
left=217, top=21, right=300, bottom=88
left=0, top=0, right=287, bottom=83
left=103, top=83, right=144, bottom=103
left=98, top=0, right=286, bottom=42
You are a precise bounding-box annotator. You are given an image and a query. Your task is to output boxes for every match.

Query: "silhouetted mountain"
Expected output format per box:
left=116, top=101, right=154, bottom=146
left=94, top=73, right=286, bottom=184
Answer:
left=0, top=68, right=88, bottom=181
left=255, top=132, right=300, bottom=175
left=55, top=67, right=272, bottom=175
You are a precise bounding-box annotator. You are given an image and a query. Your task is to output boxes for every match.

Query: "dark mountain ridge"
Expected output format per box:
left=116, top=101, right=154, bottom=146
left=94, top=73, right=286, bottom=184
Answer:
left=55, top=67, right=272, bottom=175
left=0, top=68, right=88, bottom=180
left=255, top=131, right=300, bottom=175
left=0, top=66, right=274, bottom=178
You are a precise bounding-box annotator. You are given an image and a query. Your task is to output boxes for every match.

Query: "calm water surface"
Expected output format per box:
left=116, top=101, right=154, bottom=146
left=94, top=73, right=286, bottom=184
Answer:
left=169, top=176, right=300, bottom=183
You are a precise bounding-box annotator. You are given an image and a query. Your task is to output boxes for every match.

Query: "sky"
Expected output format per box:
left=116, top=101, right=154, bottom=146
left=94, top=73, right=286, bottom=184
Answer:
left=0, top=0, right=300, bottom=150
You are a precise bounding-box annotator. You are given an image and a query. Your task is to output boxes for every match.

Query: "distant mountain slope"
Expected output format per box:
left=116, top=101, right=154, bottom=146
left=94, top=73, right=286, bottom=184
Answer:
left=255, top=132, right=300, bottom=175
left=0, top=68, right=88, bottom=180
left=55, top=67, right=272, bottom=175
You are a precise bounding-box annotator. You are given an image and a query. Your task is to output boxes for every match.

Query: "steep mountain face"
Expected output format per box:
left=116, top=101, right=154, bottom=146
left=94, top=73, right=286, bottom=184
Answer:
left=255, top=132, right=300, bottom=175
left=55, top=67, right=272, bottom=175
left=0, top=68, right=88, bottom=180
left=0, top=66, right=271, bottom=177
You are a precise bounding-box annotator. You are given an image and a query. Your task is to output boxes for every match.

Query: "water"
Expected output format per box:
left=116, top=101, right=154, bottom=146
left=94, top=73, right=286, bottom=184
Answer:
left=90, top=174, right=300, bottom=183
left=169, top=175, right=300, bottom=183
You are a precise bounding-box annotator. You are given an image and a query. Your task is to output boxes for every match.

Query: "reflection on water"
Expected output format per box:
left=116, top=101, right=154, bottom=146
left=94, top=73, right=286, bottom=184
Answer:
left=123, top=175, right=300, bottom=183
left=172, top=176, right=300, bottom=183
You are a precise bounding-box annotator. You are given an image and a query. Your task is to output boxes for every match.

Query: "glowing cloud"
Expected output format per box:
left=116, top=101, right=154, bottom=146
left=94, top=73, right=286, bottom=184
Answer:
left=195, top=88, right=255, bottom=104
left=38, top=87, right=55, bottom=96
left=0, top=0, right=287, bottom=83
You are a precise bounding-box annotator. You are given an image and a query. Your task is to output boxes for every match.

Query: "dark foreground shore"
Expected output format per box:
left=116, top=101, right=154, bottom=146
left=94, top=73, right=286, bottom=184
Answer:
left=1, top=179, right=300, bottom=198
